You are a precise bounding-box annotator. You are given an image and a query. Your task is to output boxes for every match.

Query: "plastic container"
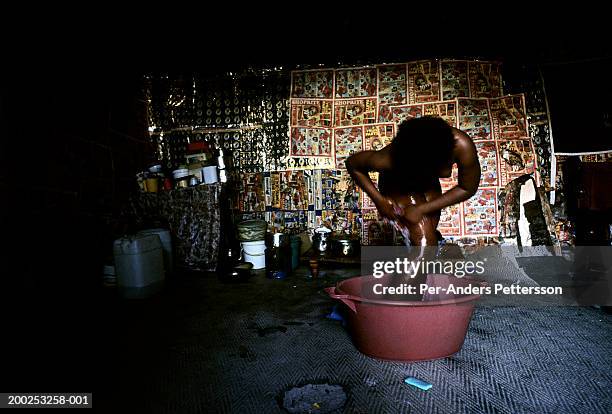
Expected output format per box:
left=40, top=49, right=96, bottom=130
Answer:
left=113, top=234, right=165, bottom=298
left=202, top=165, right=218, bottom=184
left=325, top=274, right=486, bottom=362
left=219, top=169, right=227, bottom=183
left=241, top=240, right=266, bottom=269
left=145, top=177, right=159, bottom=193
left=137, top=228, right=173, bottom=275
left=172, top=168, right=189, bottom=179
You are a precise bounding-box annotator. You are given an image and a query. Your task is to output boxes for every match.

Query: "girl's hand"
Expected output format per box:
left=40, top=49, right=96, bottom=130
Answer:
left=375, top=197, right=403, bottom=221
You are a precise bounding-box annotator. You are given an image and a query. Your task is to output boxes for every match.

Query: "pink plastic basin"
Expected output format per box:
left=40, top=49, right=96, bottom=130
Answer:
left=325, top=274, right=486, bottom=362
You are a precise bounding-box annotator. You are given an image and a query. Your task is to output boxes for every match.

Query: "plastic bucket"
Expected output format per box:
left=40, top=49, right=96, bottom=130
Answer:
left=241, top=240, right=266, bottom=269
left=325, top=274, right=486, bottom=362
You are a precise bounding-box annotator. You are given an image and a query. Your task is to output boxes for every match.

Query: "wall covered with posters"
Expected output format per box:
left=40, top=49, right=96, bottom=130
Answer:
left=277, top=60, right=539, bottom=244
left=145, top=60, right=551, bottom=245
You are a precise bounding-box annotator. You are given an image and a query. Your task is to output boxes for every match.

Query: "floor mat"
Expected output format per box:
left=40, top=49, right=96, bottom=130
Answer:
left=97, top=265, right=612, bottom=413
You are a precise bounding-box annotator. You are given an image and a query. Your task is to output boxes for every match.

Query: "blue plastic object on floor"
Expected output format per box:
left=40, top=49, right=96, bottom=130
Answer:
left=326, top=304, right=343, bottom=320
left=404, top=377, right=432, bottom=391
left=326, top=304, right=345, bottom=326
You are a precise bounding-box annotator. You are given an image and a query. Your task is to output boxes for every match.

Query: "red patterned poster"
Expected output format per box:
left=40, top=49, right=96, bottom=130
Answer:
left=457, top=98, right=493, bottom=141
left=423, top=100, right=458, bottom=127
left=238, top=172, right=265, bottom=212
left=361, top=209, right=393, bottom=245
left=290, top=98, right=333, bottom=127
left=440, top=60, right=469, bottom=100
left=378, top=105, right=393, bottom=123
left=361, top=172, right=379, bottom=209
left=362, top=219, right=384, bottom=245
left=334, top=126, right=364, bottom=169
left=407, top=60, right=441, bottom=103
left=463, top=188, right=498, bottom=235
left=497, top=139, right=537, bottom=186
left=289, top=127, right=333, bottom=157
left=439, top=204, right=462, bottom=236
left=377, top=64, right=407, bottom=105
left=476, top=141, right=499, bottom=186
left=439, top=164, right=459, bottom=191
left=291, top=70, right=334, bottom=99
left=383, top=104, right=423, bottom=124
left=281, top=60, right=522, bottom=241
left=279, top=171, right=308, bottom=210
left=468, top=62, right=503, bottom=98
left=334, top=98, right=377, bottom=127
left=362, top=209, right=379, bottom=221
left=489, top=94, right=529, bottom=140
left=363, top=123, right=395, bottom=151
left=335, top=67, right=378, bottom=98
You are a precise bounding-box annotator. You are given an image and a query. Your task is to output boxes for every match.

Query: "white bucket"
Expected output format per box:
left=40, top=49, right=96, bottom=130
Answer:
left=241, top=240, right=266, bottom=269
left=202, top=166, right=218, bottom=184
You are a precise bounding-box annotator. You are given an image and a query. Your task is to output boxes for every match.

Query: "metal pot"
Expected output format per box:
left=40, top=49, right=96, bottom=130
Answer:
left=330, top=235, right=360, bottom=257
left=312, top=227, right=332, bottom=253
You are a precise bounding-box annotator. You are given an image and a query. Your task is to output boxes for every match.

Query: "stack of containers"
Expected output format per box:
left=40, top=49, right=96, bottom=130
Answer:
left=186, top=141, right=213, bottom=184
left=236, top=220, right=267, bottom=269
left=172, top=168, right=189, bottom=188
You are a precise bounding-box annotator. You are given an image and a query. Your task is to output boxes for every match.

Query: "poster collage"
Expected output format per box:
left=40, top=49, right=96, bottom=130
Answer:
left=237, top=60, right=541, bottom=244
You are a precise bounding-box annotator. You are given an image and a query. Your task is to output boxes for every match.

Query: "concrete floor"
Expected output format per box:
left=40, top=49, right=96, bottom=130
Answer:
left=2, top=261, right=609, bottom=413
left=86, top=263, right=612, bottom=413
